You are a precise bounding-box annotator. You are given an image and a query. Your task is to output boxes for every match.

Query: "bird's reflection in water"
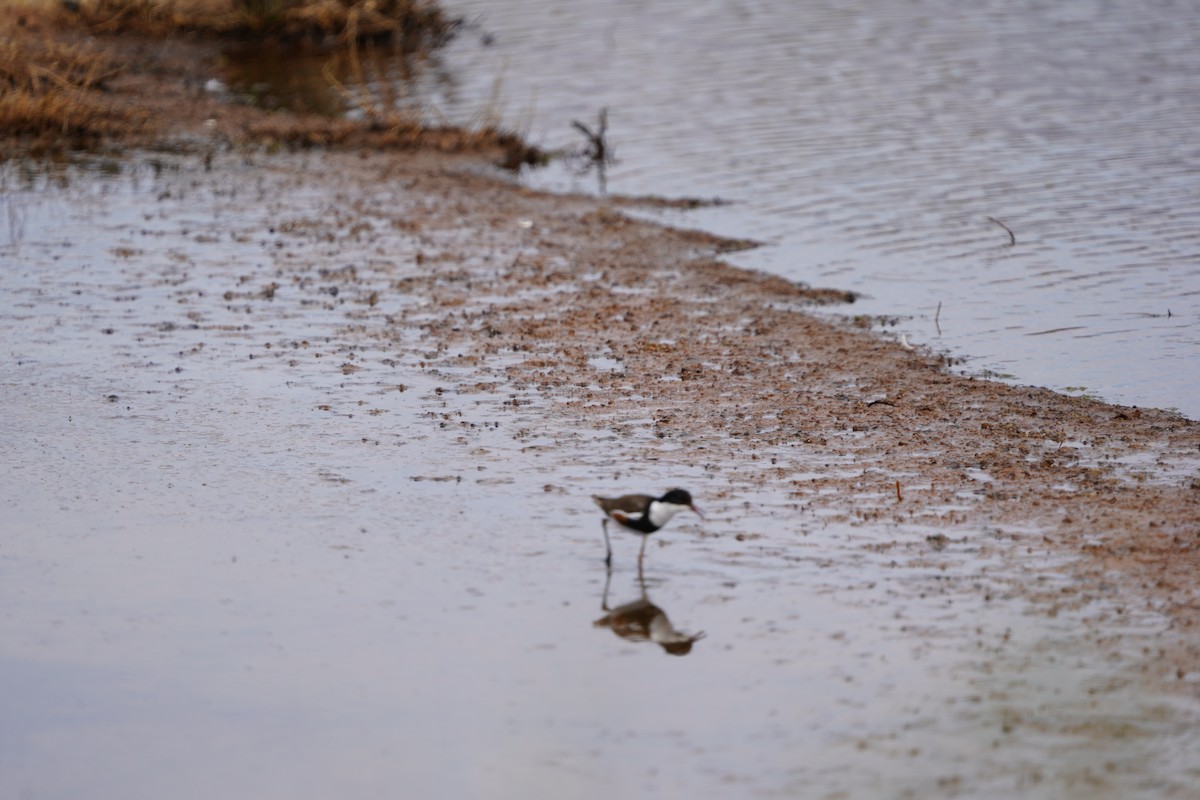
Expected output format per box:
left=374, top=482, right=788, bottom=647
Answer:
left=594, top=569, right=705, bottom=656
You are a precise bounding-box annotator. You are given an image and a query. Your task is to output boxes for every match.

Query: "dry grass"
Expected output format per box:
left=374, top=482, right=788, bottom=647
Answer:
left=0, top=0, right=539, bottom=166
left=0, top=35, right=117, bottom=92
left=75, top=0, right=454, bottom=43
left=234, top=107, right=538, bottom=169
left=0, top=13, right=144, bottom=142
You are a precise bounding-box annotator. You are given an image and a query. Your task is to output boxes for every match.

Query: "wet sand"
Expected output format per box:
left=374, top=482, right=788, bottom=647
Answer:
left=3, top=28, right=1200, bottom=799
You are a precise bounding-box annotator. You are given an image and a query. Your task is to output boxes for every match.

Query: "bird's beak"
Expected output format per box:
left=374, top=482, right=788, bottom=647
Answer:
left=690, top=504, right=704, bottom=520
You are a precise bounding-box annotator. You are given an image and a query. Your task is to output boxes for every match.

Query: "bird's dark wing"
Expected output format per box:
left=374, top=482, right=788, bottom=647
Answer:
left=594, top=493, right=653, bottom=517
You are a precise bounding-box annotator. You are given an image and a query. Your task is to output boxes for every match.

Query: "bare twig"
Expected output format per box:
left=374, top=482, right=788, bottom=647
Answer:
left=571, top=107, right=615, bottom=194
left=987, top=216, right=1016, bottom=246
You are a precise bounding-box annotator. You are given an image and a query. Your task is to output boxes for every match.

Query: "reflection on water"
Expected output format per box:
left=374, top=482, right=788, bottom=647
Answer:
left=220, top=38, right=452, bottom=120
left=594, top=569, right=705, bottom=656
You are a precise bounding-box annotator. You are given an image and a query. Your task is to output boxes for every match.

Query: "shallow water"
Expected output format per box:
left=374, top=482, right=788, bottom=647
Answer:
left=411, top=0, right=1200, bottom=418
left=2, top=155, right=1198, bottom=799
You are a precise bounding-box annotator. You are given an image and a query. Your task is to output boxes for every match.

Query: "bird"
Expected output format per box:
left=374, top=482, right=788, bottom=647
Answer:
left=592, top=488, right=703, bottom=568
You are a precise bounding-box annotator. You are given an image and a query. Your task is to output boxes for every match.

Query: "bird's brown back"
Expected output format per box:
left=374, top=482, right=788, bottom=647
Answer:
left=592, top=494, right=653, bottom=516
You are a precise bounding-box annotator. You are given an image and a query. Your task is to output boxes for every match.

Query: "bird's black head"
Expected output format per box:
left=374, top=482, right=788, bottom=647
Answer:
left=660, top=488, right=694, bottom=507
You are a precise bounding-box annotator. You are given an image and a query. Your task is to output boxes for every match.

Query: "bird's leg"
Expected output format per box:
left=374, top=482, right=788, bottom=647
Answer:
left=638, top=535, right=648, bottom=568
left=601, top=565, right=613, bottom=610
left=602, top=518, right=612, bottom=567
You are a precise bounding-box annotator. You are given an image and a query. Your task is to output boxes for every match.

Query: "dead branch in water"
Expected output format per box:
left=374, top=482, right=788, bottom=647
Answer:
left=571, top=107, right=615, bottom=194
left=987, top=216, right=1016, bottom=246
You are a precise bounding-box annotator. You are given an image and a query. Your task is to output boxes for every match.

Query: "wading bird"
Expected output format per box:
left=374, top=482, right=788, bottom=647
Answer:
left=592, top=488, right=703, bottom=568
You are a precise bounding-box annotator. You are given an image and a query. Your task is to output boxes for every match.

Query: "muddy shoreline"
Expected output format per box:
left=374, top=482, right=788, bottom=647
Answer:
left=324, top=151, right=1200, bottom=633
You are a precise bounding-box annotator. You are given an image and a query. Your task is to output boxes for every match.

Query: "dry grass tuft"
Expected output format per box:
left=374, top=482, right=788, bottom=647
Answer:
left=0, top=23, right=144, bottom=142
left=75, top=0, right=454, bottom=43
left=1, top=34, right=120, bottom=92
left=0, top=0, right=539, bottom=167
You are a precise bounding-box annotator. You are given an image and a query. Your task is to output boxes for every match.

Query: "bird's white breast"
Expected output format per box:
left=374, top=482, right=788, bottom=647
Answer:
left=647, top=500, right=686, bottom=528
